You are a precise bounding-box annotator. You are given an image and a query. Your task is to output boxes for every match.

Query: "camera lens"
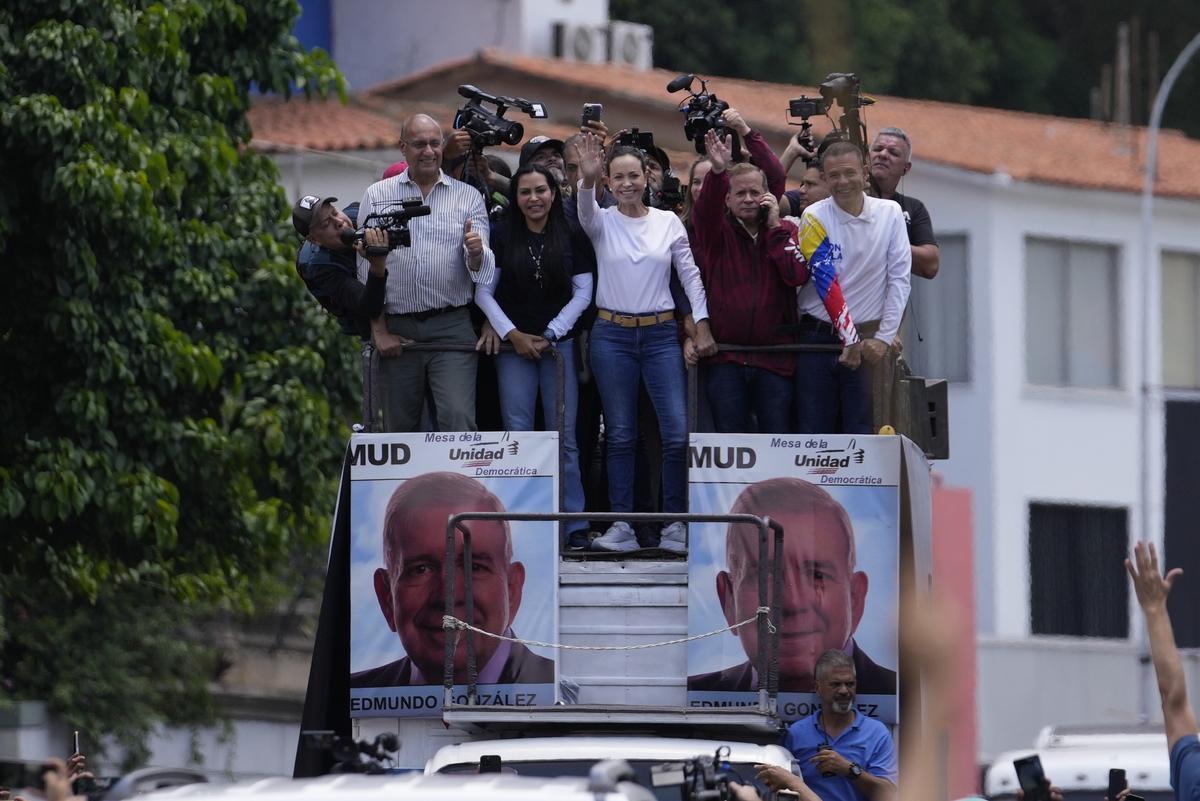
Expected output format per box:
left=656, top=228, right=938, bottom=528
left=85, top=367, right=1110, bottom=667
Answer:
left=503, top=122, right=524, bottom=146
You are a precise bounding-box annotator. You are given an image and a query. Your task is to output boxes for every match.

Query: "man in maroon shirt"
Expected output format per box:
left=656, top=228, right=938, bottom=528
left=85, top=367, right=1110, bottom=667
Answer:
left=689, top=114, right=807, bottom=433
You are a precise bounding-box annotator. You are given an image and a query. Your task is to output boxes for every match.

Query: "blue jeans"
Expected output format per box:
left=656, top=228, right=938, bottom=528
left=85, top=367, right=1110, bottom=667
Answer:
left=589, top=318, right=687, bottom=513
left=495, top=338, right=587, bottom=534
left=704, top=362, right=794, bottom=433
left=794, top=329, right=872, bottom=434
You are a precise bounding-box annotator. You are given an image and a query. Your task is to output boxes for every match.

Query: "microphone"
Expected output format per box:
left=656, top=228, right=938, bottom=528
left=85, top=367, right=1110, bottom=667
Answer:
left=666, top=74, right=694, bottom=93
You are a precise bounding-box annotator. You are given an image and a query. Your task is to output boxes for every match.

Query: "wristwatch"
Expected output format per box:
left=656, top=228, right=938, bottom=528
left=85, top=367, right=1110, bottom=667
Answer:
left=848, top=763, right=863, bottom=781
left=542, top=328, right=558, bottom=343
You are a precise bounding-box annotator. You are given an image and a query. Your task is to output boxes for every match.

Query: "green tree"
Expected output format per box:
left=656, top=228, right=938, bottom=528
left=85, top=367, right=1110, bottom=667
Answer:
left=0, top=0, right=352, bottom=767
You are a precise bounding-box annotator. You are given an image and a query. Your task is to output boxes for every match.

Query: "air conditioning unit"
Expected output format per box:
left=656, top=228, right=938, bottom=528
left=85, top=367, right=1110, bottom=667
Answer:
left=608, top=20, right=653, bottom=70
left=553, top=21, right=608, bottom=65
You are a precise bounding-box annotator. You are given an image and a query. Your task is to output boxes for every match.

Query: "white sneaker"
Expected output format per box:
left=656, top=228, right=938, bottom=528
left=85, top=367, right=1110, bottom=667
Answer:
left=659, top=521, right=688, bottom=554
left=591, top=521, right=639, bottom=552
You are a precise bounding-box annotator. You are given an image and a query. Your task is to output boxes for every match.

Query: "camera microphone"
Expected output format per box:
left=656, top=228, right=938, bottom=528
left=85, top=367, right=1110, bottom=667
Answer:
left=666, top=74, right=694, bottom=93
left=458, top=84, right=482, bottom=99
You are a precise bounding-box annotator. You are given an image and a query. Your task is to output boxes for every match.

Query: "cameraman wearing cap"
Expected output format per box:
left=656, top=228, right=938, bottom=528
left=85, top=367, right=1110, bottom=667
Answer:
left=292, top=194, right=393, bottom=342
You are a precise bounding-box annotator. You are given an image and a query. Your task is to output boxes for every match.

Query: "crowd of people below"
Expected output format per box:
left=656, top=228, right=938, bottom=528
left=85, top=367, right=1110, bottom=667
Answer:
left=292, top=101, right=939, bottom=553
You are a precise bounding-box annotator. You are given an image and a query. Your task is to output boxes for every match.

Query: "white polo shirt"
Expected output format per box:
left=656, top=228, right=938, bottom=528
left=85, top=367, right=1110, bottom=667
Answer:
left=795, top=194, right=911, bottom=344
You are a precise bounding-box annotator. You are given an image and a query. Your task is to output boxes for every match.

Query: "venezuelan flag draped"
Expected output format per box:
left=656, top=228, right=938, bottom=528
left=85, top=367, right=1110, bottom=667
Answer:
left=797, top=215, right=859, bottom=346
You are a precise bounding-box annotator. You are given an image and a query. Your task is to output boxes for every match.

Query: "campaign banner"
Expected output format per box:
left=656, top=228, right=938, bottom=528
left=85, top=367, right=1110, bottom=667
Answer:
left=349, top=431, right=559, bottom=718
left=686, top=434, right=900, bottom=724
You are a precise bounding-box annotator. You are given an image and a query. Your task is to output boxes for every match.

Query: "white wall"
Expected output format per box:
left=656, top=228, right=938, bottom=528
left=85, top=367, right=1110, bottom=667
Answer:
left=906, top=157, right=1200, bottom=760
left=329, top=0, right=608, bottom=92
left=271, top=148, right=404, bottom=220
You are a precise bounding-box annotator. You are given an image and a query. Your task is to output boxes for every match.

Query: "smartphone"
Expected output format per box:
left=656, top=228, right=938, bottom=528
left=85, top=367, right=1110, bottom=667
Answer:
left=1013, top=755, right=1050, bottom=801
left=1108, top=768, right=1126, bottom=801
left=479, top=754, right=502, bottom=774
left=581, top=103, right=603, bottom=127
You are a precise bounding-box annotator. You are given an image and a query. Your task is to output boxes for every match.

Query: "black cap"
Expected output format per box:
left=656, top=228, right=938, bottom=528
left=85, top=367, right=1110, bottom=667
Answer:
left=519, top=136, right=565, bottom=167
left=292, top=194, right=337, bottom=237
left=648, top=146, right=671, bottom=172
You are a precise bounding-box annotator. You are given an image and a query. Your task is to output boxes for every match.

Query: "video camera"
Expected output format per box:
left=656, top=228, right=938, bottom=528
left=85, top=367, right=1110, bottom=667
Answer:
left=454, top=84, right=548, bottom=150
left=650, top=747, right=743, bottom=801
left=614, top=128, right=684, bottom=211
left=786, top=72, right=875, bottom=159
left=300, top=730, right=399, bottom=774
left=340, top=199, right=431, bottom=253
left=666, top=73, right=741, bottom=160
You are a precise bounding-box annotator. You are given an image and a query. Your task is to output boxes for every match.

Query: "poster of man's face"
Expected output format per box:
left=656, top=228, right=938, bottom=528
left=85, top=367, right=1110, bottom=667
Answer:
left=348, top=433, right=559, bottom=718
left=687, top=434, right=900, bottom=724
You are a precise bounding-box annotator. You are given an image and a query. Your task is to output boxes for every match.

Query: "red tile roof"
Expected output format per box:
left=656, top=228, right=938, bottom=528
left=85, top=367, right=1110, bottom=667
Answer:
left=247, top=97, right=400, bottom=153
left=369, top=49, right=1200, bottom=200
left=247, top=94, right=701, bottom=175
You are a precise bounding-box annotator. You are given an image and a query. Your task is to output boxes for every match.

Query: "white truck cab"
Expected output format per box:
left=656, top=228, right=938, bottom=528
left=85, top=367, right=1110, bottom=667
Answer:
left=426, top=734, right=795, bottom=797
left=984, top=725, right=1174, bottom=800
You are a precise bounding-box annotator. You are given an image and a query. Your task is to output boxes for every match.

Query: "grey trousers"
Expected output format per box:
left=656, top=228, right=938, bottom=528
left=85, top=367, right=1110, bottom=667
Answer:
left=380, top=307, right=477, bottom=432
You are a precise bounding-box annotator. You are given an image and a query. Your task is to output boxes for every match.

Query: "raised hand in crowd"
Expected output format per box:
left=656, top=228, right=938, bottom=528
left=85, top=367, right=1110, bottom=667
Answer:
left=780, top=135, right=817, bottom=178
left=704, top=129, right=733, bottom=173
left=463, top=219, right=483, bottom=269
left=1126, top=541, right=1198, bottom=753
left=720, top=108, right=752, bottom=139
left=1014, top=784, right=1065, bottom=801
left=578, top=132, right=605, bottom=189
left=581, top=117, right=609, bottom=142
left=443, top=129, right=472, bottom=168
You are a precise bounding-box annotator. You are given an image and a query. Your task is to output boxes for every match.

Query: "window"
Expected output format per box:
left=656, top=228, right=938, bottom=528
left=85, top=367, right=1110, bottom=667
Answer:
left=1161, top=251, right=1200, bottom=388
left=1025, top=238, right=1120, bottom=388
left=1165, top=401, right=1200, bottom=646
left=900, top=234, right=969, bottom=382
left=1029, top=503, right=1128, bottom=638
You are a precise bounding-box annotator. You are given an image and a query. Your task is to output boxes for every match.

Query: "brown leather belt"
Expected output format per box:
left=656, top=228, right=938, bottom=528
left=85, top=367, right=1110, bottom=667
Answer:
left=596, top=308, right=674, bottom=328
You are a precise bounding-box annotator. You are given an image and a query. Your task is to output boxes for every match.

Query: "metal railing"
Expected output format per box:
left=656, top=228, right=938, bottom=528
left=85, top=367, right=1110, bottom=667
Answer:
left=361, top=340, right=569, bottom=536
left=442, top=510, right=785, bottom=716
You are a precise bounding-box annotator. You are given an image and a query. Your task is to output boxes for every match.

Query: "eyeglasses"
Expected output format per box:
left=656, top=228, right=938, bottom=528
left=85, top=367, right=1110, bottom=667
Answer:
left=403, top=138, right=444, bottom=151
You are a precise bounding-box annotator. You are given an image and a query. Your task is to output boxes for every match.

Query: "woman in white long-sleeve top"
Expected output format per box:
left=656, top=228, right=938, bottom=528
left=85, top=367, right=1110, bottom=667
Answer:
left=574, top=133, right=715, bottom=554
left=475, top=164, right=594, bottom=551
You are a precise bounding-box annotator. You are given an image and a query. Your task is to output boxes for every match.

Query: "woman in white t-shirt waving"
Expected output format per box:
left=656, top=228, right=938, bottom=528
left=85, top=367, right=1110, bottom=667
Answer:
left=575, top=133, right=715, bottom=554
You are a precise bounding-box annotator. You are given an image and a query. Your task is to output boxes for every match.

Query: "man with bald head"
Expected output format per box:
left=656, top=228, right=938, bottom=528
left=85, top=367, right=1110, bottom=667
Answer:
left=351, top=471, right=553, bottom=687
left=358, top=114, right=496, bottom=432
left=688, top=477, right=895, bottom=694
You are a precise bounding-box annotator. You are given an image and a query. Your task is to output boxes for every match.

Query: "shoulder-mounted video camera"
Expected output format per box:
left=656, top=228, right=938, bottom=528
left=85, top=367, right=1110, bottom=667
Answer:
left=650, top=747, right=742, bottom=801
left=667, top=73, right=742, bottom=160
left=454, top=84, right=548, bottom=150
left=340, top=198, right=431, bottom=253
left=613, top=128, right=684, bottom=212
left=786, top=72, right=875, bottom=159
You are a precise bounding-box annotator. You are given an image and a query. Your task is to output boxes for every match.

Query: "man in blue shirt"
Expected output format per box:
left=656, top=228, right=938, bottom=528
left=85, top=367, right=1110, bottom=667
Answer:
left=1127, top=542, right=1200, bottom=801
left=761, top=649, right=897, bottom=801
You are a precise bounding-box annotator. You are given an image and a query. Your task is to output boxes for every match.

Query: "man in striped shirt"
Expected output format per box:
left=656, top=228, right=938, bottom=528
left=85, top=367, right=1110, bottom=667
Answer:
left=358, top=114, right=495, bottom=432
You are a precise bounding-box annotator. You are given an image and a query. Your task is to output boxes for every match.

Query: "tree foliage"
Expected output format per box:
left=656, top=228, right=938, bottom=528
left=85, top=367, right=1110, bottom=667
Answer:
left=0, top=0, right=354, bottom=767
left=613, top=0, right=1200, bottom=138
